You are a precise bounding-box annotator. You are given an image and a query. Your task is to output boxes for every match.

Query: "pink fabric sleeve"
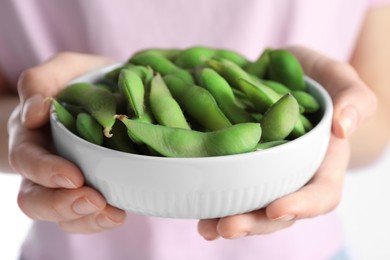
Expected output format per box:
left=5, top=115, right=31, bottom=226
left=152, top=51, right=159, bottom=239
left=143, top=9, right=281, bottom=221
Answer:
left=370, top=0, right=390, bottom=7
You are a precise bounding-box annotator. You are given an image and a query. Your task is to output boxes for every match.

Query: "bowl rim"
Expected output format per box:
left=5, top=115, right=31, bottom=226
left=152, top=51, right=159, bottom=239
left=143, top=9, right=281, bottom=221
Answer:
left=50, top=63, right=333, bottom=163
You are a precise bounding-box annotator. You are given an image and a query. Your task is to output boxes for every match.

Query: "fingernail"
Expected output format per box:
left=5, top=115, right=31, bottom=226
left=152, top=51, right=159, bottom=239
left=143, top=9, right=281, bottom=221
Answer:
left=51, top=175, right=77, bottom=189
left=21, top=94, right=45, bottom=124
left=73, top=197, right=101, bottom=215
left=96, top=214, right=121, bottom=228
left=339, top=106, right=358, bottom=137
left=229, top=232, right=249, bottom=239
left=272, top=214, right=296, bottom=222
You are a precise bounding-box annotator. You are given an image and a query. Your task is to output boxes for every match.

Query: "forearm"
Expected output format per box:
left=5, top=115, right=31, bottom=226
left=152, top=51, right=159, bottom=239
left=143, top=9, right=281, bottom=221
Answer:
left=349, top=5, right=390, bottom=168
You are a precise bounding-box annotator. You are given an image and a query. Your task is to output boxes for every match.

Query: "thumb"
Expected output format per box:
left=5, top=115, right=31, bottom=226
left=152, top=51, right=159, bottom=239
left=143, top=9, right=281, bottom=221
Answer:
left=18, top=52, right=113, bottom=129
left=287, top=45, right=377, bottom=138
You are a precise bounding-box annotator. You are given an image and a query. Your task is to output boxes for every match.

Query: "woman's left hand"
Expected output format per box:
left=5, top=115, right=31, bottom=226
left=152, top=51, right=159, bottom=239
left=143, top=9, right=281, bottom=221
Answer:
left=197, top=46, right=377, bottom=240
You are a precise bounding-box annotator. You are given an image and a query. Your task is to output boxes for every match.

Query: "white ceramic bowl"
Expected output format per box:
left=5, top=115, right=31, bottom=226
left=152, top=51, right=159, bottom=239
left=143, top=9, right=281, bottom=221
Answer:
left=50, top=64, right=333, bottom=219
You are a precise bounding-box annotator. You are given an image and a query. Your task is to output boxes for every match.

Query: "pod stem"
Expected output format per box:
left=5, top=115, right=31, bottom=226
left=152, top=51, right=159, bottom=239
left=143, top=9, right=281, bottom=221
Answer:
left=104, top=127, right=113, bottom=138
left=114, top=114, right=128, bottom=121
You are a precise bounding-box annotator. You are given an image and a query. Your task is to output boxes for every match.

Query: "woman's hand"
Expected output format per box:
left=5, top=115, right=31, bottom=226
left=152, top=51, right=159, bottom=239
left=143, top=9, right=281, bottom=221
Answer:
left=8, top=52, right=127, bottom=233
left=197, top=46, right=377, bottom=240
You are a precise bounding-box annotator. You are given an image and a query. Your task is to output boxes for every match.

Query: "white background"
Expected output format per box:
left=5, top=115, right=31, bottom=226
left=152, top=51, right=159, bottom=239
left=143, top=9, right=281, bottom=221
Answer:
left=1, top=147, right=389, bottom=260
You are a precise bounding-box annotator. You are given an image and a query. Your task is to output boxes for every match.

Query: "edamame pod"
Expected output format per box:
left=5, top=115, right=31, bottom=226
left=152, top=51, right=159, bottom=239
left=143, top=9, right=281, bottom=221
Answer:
left=116, top=115, right=261, bottom=157
left=76, top=112, right=104, bottom=145
left=299, top=114, right=314, bottom=132
left=214, top=49, right=249, bottom=67
left=104, top=121, right=138, bottom=153
left=162, top=74, right=192, bottom=102
left=118, top=69, right=145, bottom=118
left=129, top=53, right=194, bottom=84
left=131, top=48, right=182, bottom=60
left=238, top=78, right=281, bottom=113
left=291, top=90, right=320, bottom=113
left=150, top=74, right=191, bottom=129
left=244, top=48, right=272, bottom=78
left=104, top=64, right=134, bottom=82
left=262, top=80, right=291, bottom=95
left=164, top=74, right=232, bottom=130
left=60, top=102, right=85, bottom=117
left=206, top=58, right=252, bottom=91
left=260, top=93, right=299, bottom=141
left=182, top=85, right=232, bottom=131
left=113, top=92, right=128, bottom=115
left=267, top=49, right=306, bottom=91
left=288, top=116, right=306, bottom=139
left=57, top=82, right=94, bottom=106
left=50, top=98, right=77, bottom=134
left=80, top=87, right=117, bottom=137
left=200, top=68, right=255, bottom=123
left=256, top=140, right=289, bottom=150
left=174, top=46, right=216, bottom=69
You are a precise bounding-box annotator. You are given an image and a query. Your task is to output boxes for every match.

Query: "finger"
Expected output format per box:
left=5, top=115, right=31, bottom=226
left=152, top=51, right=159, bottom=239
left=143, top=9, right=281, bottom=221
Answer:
left=58, top=206, right=127, bottom=234
left=17, top=52, right=113, bottom=128
left=200, top=211, right=294, bottom=240
left=17, top=178, right=106, bottom=222
left=287, top=46, right=377, bottom=138
left=8, top=106, right=84, bottom=188
left=197, top=218, right=220, bottom=240
left=266, top=136, right=350, bottom=221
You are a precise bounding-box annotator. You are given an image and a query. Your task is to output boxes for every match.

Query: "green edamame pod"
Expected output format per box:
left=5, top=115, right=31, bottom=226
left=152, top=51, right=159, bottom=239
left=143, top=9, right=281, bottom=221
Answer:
left=262, top=80, right=291, bottom=95
left=150, top=74, right=191, bottom=129
left=50, top=98, right=77, bottom=134
left=113, top=92, right=128, bottom=115
left=129, top=53, right=194, bottom=84
left=104, top=64, right=134, bottom=82
left=174, top=46, right=216, bottom=69
left=57, top=82, right=94, bottom=106
left=238, top=78, right=282, bottom=113
left=244, top=48, right=272, bottom=78
left=95, top=82, right=114, bottom=92
left=162, top=74, right=192, bottom=103
left=116, top=115, right=261, bottom=157
left=104, top=121, right=138, bottom=153
left=182, top=85, right=232, bottom=131
left=288, top=116, right=306, bottom=140
left=118, top=69, right=145, bottom=118
left=267, top=49, right=306, bottom=91
left=60, top=102, right=85, bottom=117
left=200, top=68, right=255, bottom=124
left=80, top=88, right=117, bottom=137
left=131, top=48, right=182, bottom=60
left=76, top=112, right=104, bottom=145
left=299, top=114, right=314, bottom=132
left=260, top=93, right=300, bottom=141
left=164, top=74, right=232, bottom=130
left=291, top=90, right=320, bottom=113
left=256, top=140, right=289, bottom=150
left=206, top=58, right=253, bottom=91
left=215, top=49, right=249, bottom=67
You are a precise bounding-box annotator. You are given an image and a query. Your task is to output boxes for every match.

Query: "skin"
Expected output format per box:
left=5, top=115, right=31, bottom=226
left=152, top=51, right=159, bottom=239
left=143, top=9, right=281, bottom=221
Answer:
left=1, top=6, right=390, bottom=238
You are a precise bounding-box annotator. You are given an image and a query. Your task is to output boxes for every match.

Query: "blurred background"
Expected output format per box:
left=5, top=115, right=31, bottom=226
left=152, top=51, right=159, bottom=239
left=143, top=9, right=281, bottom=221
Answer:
left=1, top=146, right=389, bottom=260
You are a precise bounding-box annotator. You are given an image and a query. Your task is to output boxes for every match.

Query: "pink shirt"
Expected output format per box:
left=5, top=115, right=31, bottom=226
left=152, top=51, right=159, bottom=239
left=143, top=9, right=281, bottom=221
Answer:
left=1, top=1, right=389, bottom=259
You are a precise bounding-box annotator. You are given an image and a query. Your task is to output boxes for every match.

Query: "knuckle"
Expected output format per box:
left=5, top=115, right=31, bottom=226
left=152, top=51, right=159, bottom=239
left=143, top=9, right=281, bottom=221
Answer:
left=17, top=190, right=38, bottom=220
left=52, top=52, right=75, bottom=62
left=17, top=67, right=44, bottom=94
left=8, top=147, right=20, bottom=173
left=50, top=189, right=72, bottom=220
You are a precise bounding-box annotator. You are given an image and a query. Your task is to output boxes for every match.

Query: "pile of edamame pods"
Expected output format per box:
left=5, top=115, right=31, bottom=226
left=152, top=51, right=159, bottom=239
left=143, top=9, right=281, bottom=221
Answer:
left=51, top=46, right=322, bottom=158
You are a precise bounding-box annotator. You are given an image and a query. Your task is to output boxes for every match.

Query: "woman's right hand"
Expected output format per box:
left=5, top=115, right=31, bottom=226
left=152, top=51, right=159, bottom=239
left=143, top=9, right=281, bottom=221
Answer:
left=8, top=52, right=127, bottom=233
